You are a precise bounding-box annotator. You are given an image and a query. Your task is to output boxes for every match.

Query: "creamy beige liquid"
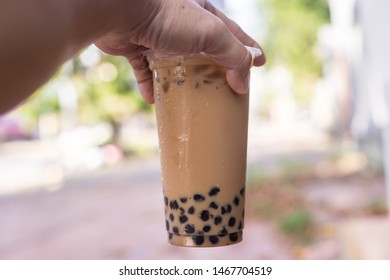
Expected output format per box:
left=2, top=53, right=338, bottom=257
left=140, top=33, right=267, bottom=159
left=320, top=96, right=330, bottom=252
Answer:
left=148, top=53, right=249, bottom=247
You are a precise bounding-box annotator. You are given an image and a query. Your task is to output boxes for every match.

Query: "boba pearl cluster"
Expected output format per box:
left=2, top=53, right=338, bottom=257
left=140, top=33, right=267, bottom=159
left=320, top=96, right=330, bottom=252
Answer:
left=164, top=185, right=245, bottom=247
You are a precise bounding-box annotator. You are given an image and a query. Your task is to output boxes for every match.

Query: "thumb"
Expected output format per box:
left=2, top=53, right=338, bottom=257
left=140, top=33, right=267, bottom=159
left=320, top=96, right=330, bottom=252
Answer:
left=202, top=22, right=257, bottom=94
left=226, top=46, right=262, bottom=94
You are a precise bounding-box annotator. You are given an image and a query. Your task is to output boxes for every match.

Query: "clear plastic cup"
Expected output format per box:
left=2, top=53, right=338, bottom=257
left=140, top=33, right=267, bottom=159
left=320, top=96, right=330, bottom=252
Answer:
left=147, top=52, right=249, bottom=247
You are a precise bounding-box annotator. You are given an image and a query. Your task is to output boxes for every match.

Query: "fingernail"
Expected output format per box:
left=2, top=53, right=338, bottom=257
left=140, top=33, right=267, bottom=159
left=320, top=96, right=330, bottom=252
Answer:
left=245, top=46, right=263, bottom=68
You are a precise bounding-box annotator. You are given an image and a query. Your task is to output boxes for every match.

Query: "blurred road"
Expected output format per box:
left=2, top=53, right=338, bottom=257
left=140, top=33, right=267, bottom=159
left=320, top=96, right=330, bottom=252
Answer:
left=0, top=120, right=325, bottom=260
left=0, top=155, right=292, bottom=259
left=1, top=120, right=388, bottom=259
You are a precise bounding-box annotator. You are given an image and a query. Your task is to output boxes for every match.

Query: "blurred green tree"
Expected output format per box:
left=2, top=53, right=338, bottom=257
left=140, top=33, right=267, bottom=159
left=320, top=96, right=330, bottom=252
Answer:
left=72, top=53, right=151, bottom=146
left=261, top=0, right=330, bottom=105
left=16, top=48, right=151, bottom=147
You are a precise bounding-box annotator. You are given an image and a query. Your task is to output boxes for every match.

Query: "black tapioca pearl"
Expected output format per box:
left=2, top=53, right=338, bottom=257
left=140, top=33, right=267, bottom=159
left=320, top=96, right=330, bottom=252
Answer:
left=168, top=233, right=173, bottom=240
left=214, top=216, right=222, bottom=225
left=228, top=217, right=236, bottom=227
left=209, top=202, right=218, bottom=209
left=203, top=225, right=211, bottom=233
left=188, top=206, right=195, bottom=215
left=166, top=220, right=170, bottom=231
left=192, top=236, right=205, bottom=246
left=205, top=70, right=224, bottom=80
left=162, top=81, right=169, bottom=93
left=193, top=65, right=211, bottom=74
left=233, top=196, right=240, bottom=206
left=173, top=226, right=179, bottom=234
left=199, top=210, right=210, bottom=221
left=179, top=215, right=188, bottom=224
left=193, top=194, right=205, bottom=202
left=203, top=79, right=213, bottom=84
left=169, top=214, right=174, bottom=222
left=179, top=207, right=185, bottom=215
left=209, top=235, right=219, bottom=245
left=170, top=200, right=179, bottom=210
left=229, top=232, right=238, bottom=242
left=208, top=186, right=220, bottom=196
left=238, top=222, right=242, bottom=230
left=240, top=186, right=245, bottom=196
left=219, top=227, right=228, bottom=235
left=180, top=197, right=188, bottom=203
left=221, top=204, right=231, bottom=215
left=185, top=224, right=195, bottom=234
left=164, top=196, right=168, bottom=206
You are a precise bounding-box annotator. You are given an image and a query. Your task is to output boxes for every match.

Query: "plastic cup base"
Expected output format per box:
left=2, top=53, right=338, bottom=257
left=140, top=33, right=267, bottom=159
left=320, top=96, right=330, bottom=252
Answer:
left=167, top=231, right=243, bottom=247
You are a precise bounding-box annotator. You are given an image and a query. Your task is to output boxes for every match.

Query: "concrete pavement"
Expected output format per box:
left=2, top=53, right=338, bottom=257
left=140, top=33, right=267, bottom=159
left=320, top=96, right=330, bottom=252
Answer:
left=0, top=156, right=291, bottom=259
left=2, top=120, right=388, bottom=259
left=337, top=217, right=390, bottom=259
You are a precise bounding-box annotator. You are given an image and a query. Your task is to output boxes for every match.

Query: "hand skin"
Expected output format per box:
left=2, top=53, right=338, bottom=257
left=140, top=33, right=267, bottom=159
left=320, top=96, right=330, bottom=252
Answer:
left=0, top=0, right=265, bottom=115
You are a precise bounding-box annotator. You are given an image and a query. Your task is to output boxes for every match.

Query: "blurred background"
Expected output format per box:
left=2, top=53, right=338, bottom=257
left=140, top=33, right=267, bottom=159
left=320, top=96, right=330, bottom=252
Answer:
left=1, top=0, right=390, bottom=259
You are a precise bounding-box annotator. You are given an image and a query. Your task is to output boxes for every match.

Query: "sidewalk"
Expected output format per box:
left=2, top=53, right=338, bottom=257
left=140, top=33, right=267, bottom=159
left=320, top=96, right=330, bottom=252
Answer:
left=337, top=218, right=390, bottom=259
left=0, top=156, right=291, bottom=260
left=3, top=120, right=384, bottom=259
left=0, top=120, right=330, bottom=259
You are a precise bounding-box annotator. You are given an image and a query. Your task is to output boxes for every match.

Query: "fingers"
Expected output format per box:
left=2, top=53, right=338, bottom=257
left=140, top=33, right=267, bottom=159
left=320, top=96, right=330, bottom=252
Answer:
left=190, top=1, right=264, bottom=94
left=225, top=50, right=252, bottom=94
left=198, top=16, right=252, bottom=94
left=95, top=37, right=155, bottom=104
left=95, top=0, right=266, bottom=101
left=203, top=1, right=265, bottom=67
left=125, top=46, right=155, bottom=104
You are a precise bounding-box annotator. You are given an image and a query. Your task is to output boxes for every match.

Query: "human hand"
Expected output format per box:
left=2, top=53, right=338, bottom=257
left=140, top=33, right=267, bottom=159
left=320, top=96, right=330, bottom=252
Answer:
left=94, top=0, right=265, bottom=104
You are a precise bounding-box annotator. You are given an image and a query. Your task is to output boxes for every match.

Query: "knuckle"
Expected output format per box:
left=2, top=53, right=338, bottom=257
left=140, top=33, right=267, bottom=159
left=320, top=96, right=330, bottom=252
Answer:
left=210, top=17, right=226, bottom=34
left=128, top=55, right=149, bottom=71
left=204, top=18, right=227, bottom=43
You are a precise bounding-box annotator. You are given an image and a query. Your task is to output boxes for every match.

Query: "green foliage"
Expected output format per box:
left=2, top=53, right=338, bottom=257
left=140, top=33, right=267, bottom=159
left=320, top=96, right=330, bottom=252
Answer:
left=16, top=50, right=151, bottom=127
left=368, top=199, right=388, bottom=216
left=16, top=69, right=63, bottom=122
left=279, top=210, right=313, bottom=243
left=246, top=168, right=268, bottom=188
left=17, top=87, right=60, bottom=121
left=256, top=202, right=276, bottom=219
left=261, top=0, right=330, bottom=104
left=72, top=54, right=151, bottom=125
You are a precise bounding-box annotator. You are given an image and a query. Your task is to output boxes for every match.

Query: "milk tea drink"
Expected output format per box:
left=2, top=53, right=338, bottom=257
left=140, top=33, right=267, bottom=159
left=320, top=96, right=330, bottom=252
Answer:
left=148, top=53, right=249, bottom=247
